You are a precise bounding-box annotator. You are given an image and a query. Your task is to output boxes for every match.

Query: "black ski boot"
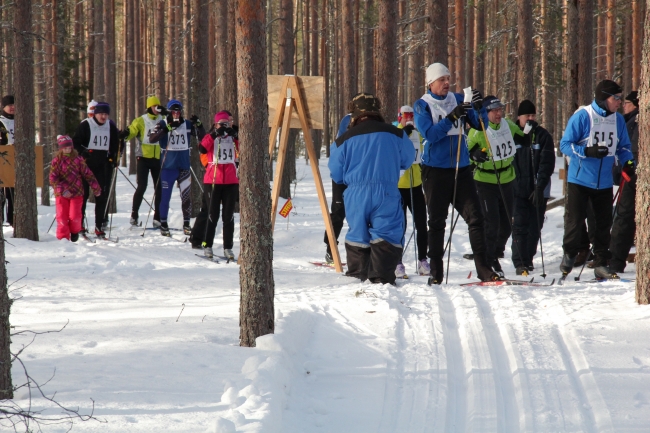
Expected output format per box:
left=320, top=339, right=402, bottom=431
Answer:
left=560, top=253, right=576, bottom=274
left=160, top=222, right=171, bottom=237
left=70, top=232, right=79, bottom=243
left=183, top=221, right=192, bottom=235
left=427, top=258, right=444, bottom=286
left=515, top=266, right=530, bottom=276
left=325, top=251, right=334, bottom=265
left=492, top=259, right=505, bottom=278
left=594, top=266, right=620, bottom=280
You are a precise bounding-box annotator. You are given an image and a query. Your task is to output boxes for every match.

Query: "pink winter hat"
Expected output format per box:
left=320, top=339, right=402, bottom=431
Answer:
left=214, top=111, right=230, bottom=124
left=57, top=135, right=73, bottom=148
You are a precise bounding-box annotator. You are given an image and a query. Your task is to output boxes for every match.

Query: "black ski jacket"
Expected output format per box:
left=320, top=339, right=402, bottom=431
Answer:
left=72, top=118, right=120, bottom=167
left=511, top=122, right=556, bottom=198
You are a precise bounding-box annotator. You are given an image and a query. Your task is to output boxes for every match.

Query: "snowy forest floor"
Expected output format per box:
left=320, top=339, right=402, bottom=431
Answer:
left=6, top=157, right=650, bottom=432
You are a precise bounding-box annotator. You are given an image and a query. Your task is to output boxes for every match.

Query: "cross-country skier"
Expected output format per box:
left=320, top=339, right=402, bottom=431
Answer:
left=0, top=95, right=15, bottom=226
left=119, top=96, right=167, bottom=227
left=148, top=99, right=205, bottom=236
left=196, top=111, right=239, bottom=260
left=413, top=62, right=499, bottom=284
left=329, top=93, right=414, bottom=285
left=72, top=101, right=120, bottom=238
left=559, top=79, right=634, bottom=279
left=50, top=135, right=102, bottom=242
left=394, top=105, right=429, bottom=279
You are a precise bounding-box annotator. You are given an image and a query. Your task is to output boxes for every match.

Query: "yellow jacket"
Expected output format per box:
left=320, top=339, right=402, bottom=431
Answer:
left=397, top=123, right=423, bottom=188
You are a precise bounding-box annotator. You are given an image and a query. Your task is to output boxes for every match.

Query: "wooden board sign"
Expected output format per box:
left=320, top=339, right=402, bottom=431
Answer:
left=0, top=145, right=44, bottom=188
left=267, top=75, right=324, bottom=130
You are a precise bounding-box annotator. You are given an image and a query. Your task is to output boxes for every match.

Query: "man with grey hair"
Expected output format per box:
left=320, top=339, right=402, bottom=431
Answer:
left=414, top=62, right=499, bottom=284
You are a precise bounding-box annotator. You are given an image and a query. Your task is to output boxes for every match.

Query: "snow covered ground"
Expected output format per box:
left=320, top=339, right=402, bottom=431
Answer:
left=7, top=157, right=650, bottom=432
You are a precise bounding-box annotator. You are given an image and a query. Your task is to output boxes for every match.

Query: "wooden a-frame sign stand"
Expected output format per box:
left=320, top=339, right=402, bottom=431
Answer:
left=268, top=75, right=343, bottom=273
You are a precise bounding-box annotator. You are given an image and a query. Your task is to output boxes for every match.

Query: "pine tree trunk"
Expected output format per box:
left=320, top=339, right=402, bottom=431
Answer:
left=361, top=0, right=375, bottom=94
left=37, top=0, right=49, bottom=206
left=473, top=0, right=485, bottom=91
left=633, top=0, right=644, bottom=89
left=428, top=0, right=448, bottom=70
left=235, top=0, right=275, bottom=347
left=183, top=0, right=192, bottom=103
left=0, top=189, right=11, bottom=399
left=13, top=0, right=38, bottom=241
left=566, top=0, right=579, bottom=113
left=225, top=1, right=238, bottom=119
left=454, top=0, right=464, bottom=92
left=342, top=0, right=356, bottom=103
left=408, top=0, right=424, bottom=105
left=635, top=0, right=650, bottom=304
left=278, top=0, right=296, bottom=199
left=310, top=0, right=321, bottom=157
left=578, top=0, right=594, bottom=105
left=93, top=0, right=105, bottom=100
left=156, top=0, right=166, bottom=101
left=517, top=0, right=534, bottom=102
left=128, top=0, right=137, bottom=175
left=606, top=0, right=616, bottom=78
left=376, top=0, right=397, bottom=119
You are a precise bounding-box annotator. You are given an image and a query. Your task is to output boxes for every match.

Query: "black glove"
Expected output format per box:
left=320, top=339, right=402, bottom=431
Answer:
left=584, top=145, right=609, bottom=159
left=231, top=124, right=239, bottom=139
left=169, top=119, right=182, bottom=129
left=190, top=115, right=201, bottom=127
left=216, top=126, right=227, bottom=136
left=446, top=104, right=467, bottom=122
left=622, top=160, right=636, bottom=180
left=403, top=124, right=415, bottom=135
left=224, top=127, right=235, bottom=136
left=198, top=144, right=208, bottom=154
left=157, top=105, right=169, bottom=116
left=526, top=120, right=538, bottom=131
left=529, top=186, right=545, bottom=208
left=472, top=89, right=483, bottom=110
left=470, top=146, right=489, bottom=163
left=118, top=129, right=130, bottom=140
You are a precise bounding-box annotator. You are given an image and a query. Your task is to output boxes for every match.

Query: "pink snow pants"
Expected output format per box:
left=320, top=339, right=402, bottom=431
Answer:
left=56, top=196, right=83, bottom=240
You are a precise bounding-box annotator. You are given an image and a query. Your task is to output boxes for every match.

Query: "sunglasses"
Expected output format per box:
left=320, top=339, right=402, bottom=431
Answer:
left=217, top=122, right=231, bottom=127
left=602, top=91, right=622, bottom=101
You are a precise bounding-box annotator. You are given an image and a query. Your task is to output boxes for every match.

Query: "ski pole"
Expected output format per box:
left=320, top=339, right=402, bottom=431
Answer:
left=530, top=139, right=546, bottom=278
left=402, top=230, right=414, bottom=257
left=442, top=212, right=461, bottom=257
left=202, top=137, right=220, bottom=248
left=47, top=216, right=56, bottom=233
left=141, top=148, right=169, bottom=237
left=117, top=167, right=152, bottom=207
left=105, top=139, right=124, bottom=238
left=190, top=166, right=205, bottom=193
left=444, top=120, right=464, bottom=284
left=408, top=168, right=417, bottom=272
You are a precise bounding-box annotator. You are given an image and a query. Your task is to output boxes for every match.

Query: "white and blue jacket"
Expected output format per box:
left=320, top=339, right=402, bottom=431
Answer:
left=560, top=101, right=633, bottom=190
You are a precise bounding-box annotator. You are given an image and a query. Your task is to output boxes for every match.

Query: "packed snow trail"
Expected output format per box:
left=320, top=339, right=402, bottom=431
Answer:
left=6, top=158, right=650, bottom=432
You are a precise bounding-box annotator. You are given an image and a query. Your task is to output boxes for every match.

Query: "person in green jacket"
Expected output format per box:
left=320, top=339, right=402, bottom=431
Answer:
left=394, top=106, right=429, bottom=279
left=467, top=95, right=530, bottom=277
left=119, top=96, right=168, bottom=226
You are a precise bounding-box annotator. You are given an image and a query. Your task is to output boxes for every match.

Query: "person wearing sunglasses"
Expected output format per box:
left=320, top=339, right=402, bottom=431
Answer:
left=119, top=96, right=168, bottom=227
left=559, top=79, right=634, bottom=280
left=148, top=99, right=205, bottom=236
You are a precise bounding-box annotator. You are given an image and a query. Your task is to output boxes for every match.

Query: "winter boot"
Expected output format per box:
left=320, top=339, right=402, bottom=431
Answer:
left=560, top=253, right=576, bottom=274
left=130, top=212, right=139, bottom=226
left=515, top=266, right=530, bottom=276
left=95, top=228, right=106, bottom=239
left=160, top=222, right=171, bottom=237
left=153, top=219, right=162, bottom=228
left=492, top=259, right=505, bottom=278
left=204, top=246, right=214, bottom=259
left=183, top=221, right=192, bottom=235
left=427, top=258, right=444, bottom=286
left=70, top=232, right=79, bottom=243
left=418, top=259, right=430, bottom=276
left=224, top=248, right=235, bottom=261
left=395, top=263, right=407, bottom=279
left=480, top=272, right=502, bottom=282
left=594, top=266, right=619, bottom=280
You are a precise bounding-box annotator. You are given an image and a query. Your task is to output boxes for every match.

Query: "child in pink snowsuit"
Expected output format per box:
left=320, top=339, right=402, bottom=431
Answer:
left=49, top=135, right=101, bottom=241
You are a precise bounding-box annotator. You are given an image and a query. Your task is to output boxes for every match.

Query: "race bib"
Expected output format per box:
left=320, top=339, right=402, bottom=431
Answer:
left=142, top=115, right=161, bottom=146
left=214, top=136, right=235, bottom=164
left=485, top=119, right=516, bottom=162
left=420, top=93, right=461, bottom=136
left=408, top=129, right=422, bottom=164
left=168, top=122, right=189, bottom=151
left=87, top=118, right=110, bottom=150
left=584, top=105, right=618, bottom=156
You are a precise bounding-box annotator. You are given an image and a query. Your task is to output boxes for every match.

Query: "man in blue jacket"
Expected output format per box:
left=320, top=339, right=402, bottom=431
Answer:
left=559, top=79, right=634, bottom=279
left=329, top=93, right=415, bottom=285
left=414, top=62, right=499, bottom=284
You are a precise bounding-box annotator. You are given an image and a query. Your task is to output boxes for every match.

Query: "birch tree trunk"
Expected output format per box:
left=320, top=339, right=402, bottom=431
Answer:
left=235, top=0, right=275, bottom=347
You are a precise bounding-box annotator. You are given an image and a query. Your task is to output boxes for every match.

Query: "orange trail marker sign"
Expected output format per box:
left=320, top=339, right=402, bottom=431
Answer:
left=279, top=198, right=293, bottom=218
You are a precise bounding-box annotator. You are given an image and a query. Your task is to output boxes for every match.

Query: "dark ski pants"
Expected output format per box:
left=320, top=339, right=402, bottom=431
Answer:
left=202, top=183, right=238, bottom=249
left=610, top=176, right=636, bottom=271
left=511, top=196, right=548, bottom=268
left=3, top=187, right=13, bottom=226
left=563, top=182, right=613, bottom=266
left=132, top=156, right=161, bottom=221
left=345, top=240, right=402, bottom=285
left=421, top=165, right=492, bottom=281
left=324, top=181, right=348, bottom=254
left=82, top=161, right=110, bottom=230
left=399, top=185, right=428, bottom=261
left=475, top=181, right=514, bottom=265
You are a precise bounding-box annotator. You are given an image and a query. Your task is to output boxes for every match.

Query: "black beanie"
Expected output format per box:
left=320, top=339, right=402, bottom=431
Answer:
left=94, top=102, right=110, bottom=115
left=1, top=95, right=14, bottom=107
left=517, top=100, right=536, bottom=116
left=595, top=80, right=622, bottom=102
left=625, top=90, right=639, bottom=107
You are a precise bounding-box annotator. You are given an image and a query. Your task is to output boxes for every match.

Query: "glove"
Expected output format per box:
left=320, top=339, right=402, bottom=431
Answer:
left=446, top=104, right=467, bottom=122
left=525, top=120, right=538, bottom=131
left=403, top=124, right=415, bottom=135
left=169, top=119, right=182, bottom=129
left=231, top=124, right=239, bottom=139
left=190, top=115, right=201, bottom=127
left=584, top=145, right=609, bottom=159
left=224, top=127, right=235, bottom=136
left=470, top=146, right=489, bottom=163
left=472, top=89, right=483, bottom=110
left=216, top=126, right=227, bottom=136
left=198, top=144, right=208, bottom=154
left=622, top=160, right=636, bottom=180
left=157, top=105, right=169, bottom=116
left=529, top=186, right=545, bottom=208
left=118, top=129, right=130, bottom=140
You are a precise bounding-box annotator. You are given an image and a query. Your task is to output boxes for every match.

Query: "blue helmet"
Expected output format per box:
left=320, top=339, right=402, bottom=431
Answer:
left=167, top=99, right=183, bottom=111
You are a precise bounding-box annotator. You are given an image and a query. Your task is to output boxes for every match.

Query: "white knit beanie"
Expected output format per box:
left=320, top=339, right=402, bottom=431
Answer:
left=400, top=105, right=414, bottom=114
left=425, top=63, right=451, bottom=85
left=87, top=100, right=98, bottom=114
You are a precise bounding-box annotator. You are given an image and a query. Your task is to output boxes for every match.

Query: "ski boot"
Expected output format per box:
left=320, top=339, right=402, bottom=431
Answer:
left=70, top=232, right=79, bottom=243
left=492, top=259, right=505, bottom=279
left=95, top=228, right=106, bottom=239
left=560, top=253, right=576, bottom=274
left=204, top=246, right=214, bottom=259
left=418, top=259, right=430, bottom=276
left=594, top=266, right=620, bottom=280
left=130, top=212, right=139, bottom=226
left=160, top=222, right=171, bottom=237
left=515, top=266, right=530, bottom=276
left=153, top=219, right=162, bottom=228
left=183, top=221, right=192, bottom=235
left=325, top=251, right=334, bottom=265
left=224, top=248, right=235, bottom=261
left=395, top=263, right=407, bottom=279
left=480, top=272, right=502, bottom=282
